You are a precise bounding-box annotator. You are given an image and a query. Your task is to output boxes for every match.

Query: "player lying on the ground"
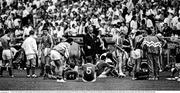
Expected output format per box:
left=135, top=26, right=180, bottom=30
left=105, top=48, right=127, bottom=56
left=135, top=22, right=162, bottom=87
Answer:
left=63, top=62, right=78, bottom=80
left=82, top=56, right=97, bottom=82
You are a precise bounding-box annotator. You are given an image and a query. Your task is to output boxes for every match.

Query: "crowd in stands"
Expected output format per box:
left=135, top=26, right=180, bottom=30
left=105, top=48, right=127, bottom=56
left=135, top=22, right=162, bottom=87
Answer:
left=0, top=0, right=180, bottom=41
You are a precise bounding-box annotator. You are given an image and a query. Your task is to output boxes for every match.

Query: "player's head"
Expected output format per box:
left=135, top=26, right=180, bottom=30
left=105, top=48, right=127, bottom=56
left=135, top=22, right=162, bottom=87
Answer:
left=66, top=38, right=73, bottom=45
left=100, top=55, right=106, bottom=61
left=106, top=53, right=113, bottom=59
left=86, top=56, right=92, bottom=63
left=69, top=62, right=75, bottom=69
left=43, top=29, right=48, bottom=35
left=29, top=30, right=35, bottom=36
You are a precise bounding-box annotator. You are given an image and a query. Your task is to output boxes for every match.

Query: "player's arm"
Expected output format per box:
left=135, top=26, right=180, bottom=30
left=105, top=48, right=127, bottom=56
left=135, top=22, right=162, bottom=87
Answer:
left=49, top=35, right=54, bottom=49
left=32, top=39, right=38, bottom=55
left=95, top=66, right=99, bottom=72
left=107, top=63, right=114, bottom=68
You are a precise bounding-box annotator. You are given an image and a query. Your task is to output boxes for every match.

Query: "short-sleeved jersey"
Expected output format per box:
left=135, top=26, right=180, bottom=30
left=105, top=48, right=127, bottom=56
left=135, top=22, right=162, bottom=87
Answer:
left=82, top=63, right=96, bottom=82
left=96, top=60, right=110, bottom=76
left=41, top=34, right=52, bottom=48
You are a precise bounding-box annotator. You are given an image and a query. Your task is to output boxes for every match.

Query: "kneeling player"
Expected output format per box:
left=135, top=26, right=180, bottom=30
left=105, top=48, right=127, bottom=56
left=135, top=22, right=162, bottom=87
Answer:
left=50, top=50, right=66, bottom=82
left=96, top=54, right=119, bottom=78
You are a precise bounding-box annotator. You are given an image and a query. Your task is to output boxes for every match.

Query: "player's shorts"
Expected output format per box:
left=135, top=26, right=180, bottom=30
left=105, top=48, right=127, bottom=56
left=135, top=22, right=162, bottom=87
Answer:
left=50, top=50, right=63, bottom=61
left=26, top=54, right=36, bottom=60
left=64, top=70, right=78, bottom=80
left=26, top=57, right=36, bottom=67
left=42, top=48, right=51, bottom=57
left=2, top=49, right=13, bottom=60
left=0, top=60, right=2, bottom=67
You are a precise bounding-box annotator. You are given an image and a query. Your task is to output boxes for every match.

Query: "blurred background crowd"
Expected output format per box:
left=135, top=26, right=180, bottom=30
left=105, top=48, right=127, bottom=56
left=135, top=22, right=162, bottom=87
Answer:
left=0, top=0, right=180, bottom=44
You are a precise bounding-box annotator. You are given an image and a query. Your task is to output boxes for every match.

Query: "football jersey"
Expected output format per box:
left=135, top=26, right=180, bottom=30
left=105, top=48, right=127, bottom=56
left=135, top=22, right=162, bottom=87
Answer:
left=82, top=63, right=96, bottom=82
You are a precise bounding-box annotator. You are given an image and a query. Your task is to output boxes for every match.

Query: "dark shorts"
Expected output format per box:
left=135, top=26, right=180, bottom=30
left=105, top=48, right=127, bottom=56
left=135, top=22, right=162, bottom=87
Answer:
left=0, top=47, right=3, bottom=60
left=64, top=70, right=78, bottom=80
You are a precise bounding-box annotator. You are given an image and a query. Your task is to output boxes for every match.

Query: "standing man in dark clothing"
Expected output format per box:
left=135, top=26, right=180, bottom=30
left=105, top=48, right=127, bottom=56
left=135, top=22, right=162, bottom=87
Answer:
left=83, top=26, right=96, bottom=64
left=162, top=23, right=173, bottom=37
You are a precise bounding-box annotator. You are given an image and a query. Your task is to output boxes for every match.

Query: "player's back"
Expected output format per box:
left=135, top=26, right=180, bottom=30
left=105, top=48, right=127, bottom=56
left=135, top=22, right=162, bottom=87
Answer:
left=82, top=63, right=96, bottom=82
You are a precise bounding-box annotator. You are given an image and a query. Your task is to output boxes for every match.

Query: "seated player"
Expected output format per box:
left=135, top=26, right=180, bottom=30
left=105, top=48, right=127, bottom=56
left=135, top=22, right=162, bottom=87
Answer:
left=96, top=54, right=119, bottom=78
left=82, top=56, right=96, bottom=82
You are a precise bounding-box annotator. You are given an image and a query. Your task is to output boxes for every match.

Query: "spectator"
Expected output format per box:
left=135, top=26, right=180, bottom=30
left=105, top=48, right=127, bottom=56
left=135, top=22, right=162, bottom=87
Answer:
left=120, top=22, right=128, bottom=35
left=162, top=23, right=172, bottom=37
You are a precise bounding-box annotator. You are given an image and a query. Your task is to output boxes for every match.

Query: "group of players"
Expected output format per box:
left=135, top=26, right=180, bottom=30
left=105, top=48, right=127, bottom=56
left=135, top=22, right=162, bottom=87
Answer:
left=0, top=28, right=123, bottom=83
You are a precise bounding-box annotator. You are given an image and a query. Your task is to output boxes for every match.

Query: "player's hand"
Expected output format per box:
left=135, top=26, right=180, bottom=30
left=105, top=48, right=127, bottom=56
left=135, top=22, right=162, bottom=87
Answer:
left=87, top=46, right=91, bottom=49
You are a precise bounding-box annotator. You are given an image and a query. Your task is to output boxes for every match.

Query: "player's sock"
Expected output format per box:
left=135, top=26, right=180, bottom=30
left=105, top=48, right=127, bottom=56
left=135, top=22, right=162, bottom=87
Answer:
left=0, top=67, right=4, bottom=76
left=8, top=67, right=12, bottom=76
left=26, top=67, right=30, bottom=75
left=32, top=67, right=35, bottom=75
left=40, top=63, right=45, bottom=76
left=45, top=65, right=51, bottom=74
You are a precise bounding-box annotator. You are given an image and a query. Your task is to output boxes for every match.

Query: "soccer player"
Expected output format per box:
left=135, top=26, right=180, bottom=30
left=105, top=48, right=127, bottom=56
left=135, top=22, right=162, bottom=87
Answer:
left=40, top=29, right=53, bottom=78
left=82, top=56, right=96, bottom=82
left=96, top=53, right=119, bottom=78
left=50, top=38, right=73, bottom=82
left=63, top=62, right=78, bottom=80
left=21, top=30, right=38, bottom=78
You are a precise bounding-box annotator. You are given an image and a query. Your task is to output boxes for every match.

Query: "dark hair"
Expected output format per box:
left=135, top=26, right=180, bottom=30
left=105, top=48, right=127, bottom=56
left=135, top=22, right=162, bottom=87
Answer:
left=5, top=29, right=10, bottom=34
left=106, top=53, right=113, bottom=59
left=136, top=31, right=141, bottom=36
left=146, top=28, right=152, bottom=35
left=100, top=55, right=106, bottom=60
left=178, top=18, right=180, bottom=22
left=29, top=30, right=35, bottom=35
left=66, top=38, right=73, bottom=43
left=86, top=56, right=92, bottom=63
left=69, top=62, right=75, bottom=69
left=142, top=19, right=146, bottom=24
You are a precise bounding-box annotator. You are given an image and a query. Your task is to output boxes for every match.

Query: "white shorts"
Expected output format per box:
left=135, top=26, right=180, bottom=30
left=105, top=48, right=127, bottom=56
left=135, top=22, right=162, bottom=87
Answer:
left=26, top=54, right=36, bottom=60
left=0, top=60, right=2, bottom=67
left=2, top=49, right=13, bottom=60
left=50, top=50, right=63, bottom=61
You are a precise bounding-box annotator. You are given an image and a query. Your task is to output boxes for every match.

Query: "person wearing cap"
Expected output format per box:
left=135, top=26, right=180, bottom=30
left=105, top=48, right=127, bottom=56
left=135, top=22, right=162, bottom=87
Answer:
left=141, top=29, right=166, bottom=80
left=21, top=30, right=38, bottom=78
left=49, top=38, right=73, bottom=83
